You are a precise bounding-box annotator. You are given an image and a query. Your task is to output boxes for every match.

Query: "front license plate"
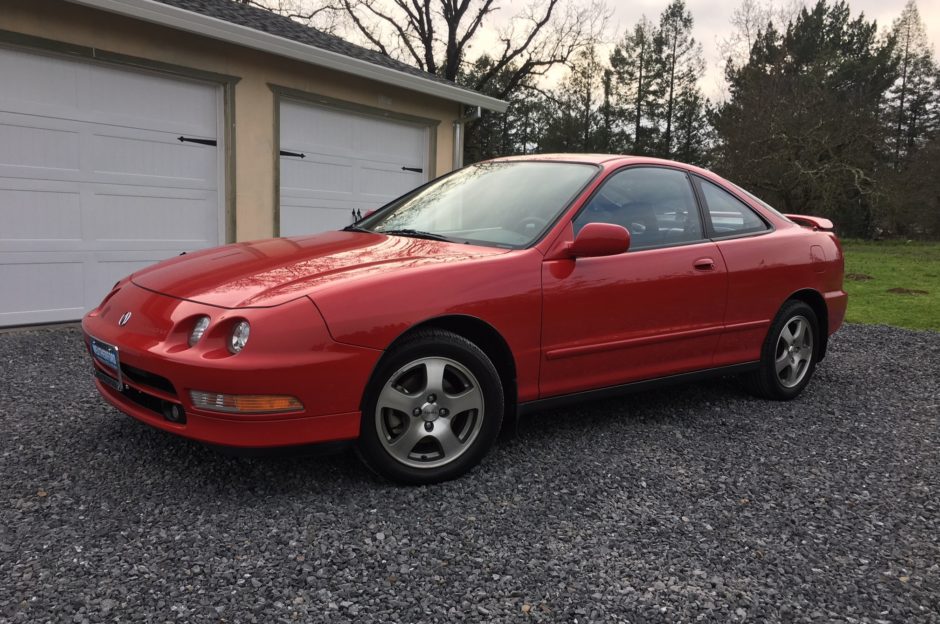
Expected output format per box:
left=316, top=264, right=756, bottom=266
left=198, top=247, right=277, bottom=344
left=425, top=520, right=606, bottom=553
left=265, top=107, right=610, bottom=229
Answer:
left=90, top=336, right=123, bottom=390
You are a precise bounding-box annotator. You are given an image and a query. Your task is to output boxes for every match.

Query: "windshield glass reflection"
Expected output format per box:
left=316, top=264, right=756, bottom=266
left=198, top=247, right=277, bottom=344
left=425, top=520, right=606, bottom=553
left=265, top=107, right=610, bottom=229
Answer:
left=357, top=161, right=598, bottom=248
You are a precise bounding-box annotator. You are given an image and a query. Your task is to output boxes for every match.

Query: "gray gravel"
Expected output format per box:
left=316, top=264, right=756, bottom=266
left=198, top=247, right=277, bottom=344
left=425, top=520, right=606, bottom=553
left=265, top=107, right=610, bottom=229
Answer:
left=0, top=324, right=938, bottom=623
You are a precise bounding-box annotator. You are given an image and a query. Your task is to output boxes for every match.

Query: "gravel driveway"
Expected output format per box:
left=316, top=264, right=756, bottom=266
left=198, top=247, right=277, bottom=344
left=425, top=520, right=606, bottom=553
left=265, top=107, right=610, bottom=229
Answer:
left=1, top=324, right=938, bottom=623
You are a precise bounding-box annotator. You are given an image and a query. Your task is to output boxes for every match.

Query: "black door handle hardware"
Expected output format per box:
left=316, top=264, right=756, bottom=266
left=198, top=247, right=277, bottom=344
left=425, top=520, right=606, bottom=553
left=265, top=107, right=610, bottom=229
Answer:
left=178, top=136, right=217, bottom=146
left=280, top=150, right=306, bottom=158
left=401, top=166, right=423, bottom=173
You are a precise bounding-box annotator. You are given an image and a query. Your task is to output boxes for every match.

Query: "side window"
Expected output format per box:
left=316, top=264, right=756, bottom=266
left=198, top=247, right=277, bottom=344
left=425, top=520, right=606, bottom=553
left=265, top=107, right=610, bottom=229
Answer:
left=697, top=178, right=769, bottom=236
left=573, top=167, right=703, bottom=249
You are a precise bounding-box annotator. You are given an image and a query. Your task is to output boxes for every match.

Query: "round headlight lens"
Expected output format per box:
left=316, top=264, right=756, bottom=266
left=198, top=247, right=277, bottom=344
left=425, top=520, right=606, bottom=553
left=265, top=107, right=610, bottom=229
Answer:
left=189, top=316, right=210, bottom=347
left=229, top=320, right=250, bottom=354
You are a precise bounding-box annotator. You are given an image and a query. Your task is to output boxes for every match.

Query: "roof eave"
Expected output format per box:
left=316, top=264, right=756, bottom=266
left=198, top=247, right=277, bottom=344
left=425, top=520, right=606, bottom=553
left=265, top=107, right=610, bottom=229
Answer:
left=64, top=0, right=510, bottom=113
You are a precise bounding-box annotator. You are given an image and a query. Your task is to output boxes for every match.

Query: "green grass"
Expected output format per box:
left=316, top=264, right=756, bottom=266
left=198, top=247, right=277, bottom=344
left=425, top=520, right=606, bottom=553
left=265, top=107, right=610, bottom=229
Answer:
left=841, top=239, right=940, bottom=331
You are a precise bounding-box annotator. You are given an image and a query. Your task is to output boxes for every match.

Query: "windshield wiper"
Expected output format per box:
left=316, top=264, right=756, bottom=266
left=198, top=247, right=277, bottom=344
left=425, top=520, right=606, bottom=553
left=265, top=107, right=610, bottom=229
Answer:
left=380, top=228, right=454, bottom=243
left=342, top=224, right=372, bottom=233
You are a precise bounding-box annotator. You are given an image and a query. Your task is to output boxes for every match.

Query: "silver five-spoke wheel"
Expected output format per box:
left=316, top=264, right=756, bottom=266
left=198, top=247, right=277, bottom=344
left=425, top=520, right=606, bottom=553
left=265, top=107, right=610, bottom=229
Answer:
left=376, top=357, right=485, bottom=469
left=748, top=300, right=819, bottom=400
left=774, top=315, right=814, bottom=388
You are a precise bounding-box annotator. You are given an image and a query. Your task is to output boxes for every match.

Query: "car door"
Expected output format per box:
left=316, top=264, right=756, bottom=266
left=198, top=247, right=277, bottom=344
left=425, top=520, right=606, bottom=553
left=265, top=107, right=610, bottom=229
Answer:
left=691, top=175, right=779, bottom=368
left=540, top=166, right=728, bottom=399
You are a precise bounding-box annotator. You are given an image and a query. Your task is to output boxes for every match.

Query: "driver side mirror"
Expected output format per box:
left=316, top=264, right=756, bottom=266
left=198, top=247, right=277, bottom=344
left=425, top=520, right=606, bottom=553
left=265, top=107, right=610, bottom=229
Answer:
left=568, top=222, right=631, bottom=258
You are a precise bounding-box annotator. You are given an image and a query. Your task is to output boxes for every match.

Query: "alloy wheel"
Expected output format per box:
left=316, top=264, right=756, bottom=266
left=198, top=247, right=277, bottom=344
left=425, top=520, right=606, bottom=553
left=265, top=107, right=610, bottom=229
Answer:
left=774, top=315, right=814, bottom=388
left=375, top=357, right=485, bottom=469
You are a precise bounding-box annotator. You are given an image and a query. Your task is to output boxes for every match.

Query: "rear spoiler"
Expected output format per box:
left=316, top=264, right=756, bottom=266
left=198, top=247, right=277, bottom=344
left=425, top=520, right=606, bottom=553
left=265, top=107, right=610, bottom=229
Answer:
left=785, top=214, right=834, bottom=231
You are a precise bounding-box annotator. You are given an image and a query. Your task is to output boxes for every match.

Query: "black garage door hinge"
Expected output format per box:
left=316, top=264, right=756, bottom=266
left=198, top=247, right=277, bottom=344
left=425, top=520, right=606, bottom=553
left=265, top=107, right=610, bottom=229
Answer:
left=280, top=150, right=306, bottom=159
left=401, top=166, right=423, bottom=173
left=178, top=136, right=217, bottom=146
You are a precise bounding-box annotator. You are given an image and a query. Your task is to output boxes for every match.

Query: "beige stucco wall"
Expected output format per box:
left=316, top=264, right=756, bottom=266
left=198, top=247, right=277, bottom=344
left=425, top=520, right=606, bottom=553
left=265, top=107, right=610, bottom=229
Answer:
left=1, top=0, right=461, bottom=241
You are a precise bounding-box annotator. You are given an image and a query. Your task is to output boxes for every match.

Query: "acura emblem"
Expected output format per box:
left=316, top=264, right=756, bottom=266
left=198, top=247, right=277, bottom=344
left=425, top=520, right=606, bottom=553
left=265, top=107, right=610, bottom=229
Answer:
left=118, top=312, right=132, bottom=327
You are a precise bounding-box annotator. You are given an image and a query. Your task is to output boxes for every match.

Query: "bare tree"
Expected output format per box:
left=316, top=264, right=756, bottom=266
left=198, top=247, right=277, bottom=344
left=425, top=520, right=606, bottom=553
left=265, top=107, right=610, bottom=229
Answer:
left=333, top=0, right=608, bottom=98
left=238, top=0, right=343, bottom=33
left=717, top=0, right=805, bottom=76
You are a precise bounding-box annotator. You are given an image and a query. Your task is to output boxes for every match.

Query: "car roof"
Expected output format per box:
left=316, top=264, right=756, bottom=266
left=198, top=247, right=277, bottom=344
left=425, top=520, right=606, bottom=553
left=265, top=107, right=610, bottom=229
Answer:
left=488, top=153, right=630, bottom=164
left=485, top=153, right=713, bottom=172
left=486, top=153, right=732, bottom=187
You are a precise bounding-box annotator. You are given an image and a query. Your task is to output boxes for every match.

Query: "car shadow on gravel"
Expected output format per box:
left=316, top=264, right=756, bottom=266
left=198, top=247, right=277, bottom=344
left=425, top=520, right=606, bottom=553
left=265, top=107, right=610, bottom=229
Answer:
left=77, top=413, right=378, bottom=492
left=72, top=371, right=762, bottom=500
left=512, top=375, right=751, bottom=437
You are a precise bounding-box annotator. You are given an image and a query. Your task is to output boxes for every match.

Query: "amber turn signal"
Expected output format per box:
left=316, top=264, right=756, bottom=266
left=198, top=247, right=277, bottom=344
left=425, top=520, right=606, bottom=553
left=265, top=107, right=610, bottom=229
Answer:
left=189, top=390, right=303, bottom=414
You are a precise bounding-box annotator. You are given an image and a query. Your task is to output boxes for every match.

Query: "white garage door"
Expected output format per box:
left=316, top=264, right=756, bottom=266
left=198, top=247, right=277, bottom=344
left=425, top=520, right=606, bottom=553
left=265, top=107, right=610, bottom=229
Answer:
left=279, top=99, right=429, bottom=236
left=0, top=47, right=222, bottom=327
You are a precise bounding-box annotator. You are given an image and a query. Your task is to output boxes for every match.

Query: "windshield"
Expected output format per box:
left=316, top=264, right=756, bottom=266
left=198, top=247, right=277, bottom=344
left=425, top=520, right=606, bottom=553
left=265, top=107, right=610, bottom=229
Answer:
left=355, top=161, right=599, bottom=248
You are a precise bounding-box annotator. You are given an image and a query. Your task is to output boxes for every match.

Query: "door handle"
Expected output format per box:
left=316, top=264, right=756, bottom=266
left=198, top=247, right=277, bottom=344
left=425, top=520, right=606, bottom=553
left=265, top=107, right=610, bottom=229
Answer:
left=693, top=257, right=715, bottom=271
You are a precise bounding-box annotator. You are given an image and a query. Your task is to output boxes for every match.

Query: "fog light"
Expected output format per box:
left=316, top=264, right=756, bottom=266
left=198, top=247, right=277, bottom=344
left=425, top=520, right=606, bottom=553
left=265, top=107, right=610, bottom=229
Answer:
left=229, top=320, right=250, bottom=354
left=161, top=401, right=187, bottom=423
left=190, top=390, right=303, bottom=414
left=189, top=316, right=210, bottom=347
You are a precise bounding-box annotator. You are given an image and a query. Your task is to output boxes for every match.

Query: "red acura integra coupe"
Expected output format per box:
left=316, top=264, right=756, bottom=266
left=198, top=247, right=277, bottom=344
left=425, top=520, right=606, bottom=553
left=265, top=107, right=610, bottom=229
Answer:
left=83, top=155, right=846, bottom=483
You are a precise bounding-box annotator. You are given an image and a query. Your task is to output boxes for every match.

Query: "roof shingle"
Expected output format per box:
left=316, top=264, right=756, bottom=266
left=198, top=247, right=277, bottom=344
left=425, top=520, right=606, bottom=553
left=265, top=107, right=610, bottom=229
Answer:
left=153, top=0, right=455, bottom=87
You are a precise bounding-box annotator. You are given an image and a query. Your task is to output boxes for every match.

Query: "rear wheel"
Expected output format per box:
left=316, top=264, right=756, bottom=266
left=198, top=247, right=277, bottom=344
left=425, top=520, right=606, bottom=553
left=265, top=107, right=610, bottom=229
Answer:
left=356, top=330, right=504, bottom=484
left=748, top=300, right=819, bottom=400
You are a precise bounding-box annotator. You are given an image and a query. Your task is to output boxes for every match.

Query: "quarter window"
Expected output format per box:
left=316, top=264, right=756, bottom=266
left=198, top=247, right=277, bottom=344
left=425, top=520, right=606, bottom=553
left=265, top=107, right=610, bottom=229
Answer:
left=573, top=167, right=704, bottom=249
left=697, top=178, right=769, bottom=236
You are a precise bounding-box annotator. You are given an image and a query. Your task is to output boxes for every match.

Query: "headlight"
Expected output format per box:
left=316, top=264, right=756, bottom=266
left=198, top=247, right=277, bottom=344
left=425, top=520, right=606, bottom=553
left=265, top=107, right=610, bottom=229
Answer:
left=229, top=320, right=250, bottom=354
left=189, top=316, right=210, bottom=347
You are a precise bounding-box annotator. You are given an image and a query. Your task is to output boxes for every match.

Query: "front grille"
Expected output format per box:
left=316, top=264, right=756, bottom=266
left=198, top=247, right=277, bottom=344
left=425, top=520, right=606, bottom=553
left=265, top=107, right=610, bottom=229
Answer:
left=113, top=383, right=187, bottom=425
left=121, top=363, right=176, bottom=396
left=121, top=384, right=167, bottom=417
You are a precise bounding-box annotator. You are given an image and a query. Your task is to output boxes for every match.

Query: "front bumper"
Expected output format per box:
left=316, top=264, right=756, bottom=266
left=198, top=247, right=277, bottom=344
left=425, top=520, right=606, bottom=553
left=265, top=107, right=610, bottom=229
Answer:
left=82, top=283, right=382, bottom=448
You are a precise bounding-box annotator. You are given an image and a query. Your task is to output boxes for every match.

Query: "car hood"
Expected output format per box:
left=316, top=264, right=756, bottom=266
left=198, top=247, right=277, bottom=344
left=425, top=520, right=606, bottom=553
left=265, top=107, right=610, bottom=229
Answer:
left=132, top=231, right=509, bottom=308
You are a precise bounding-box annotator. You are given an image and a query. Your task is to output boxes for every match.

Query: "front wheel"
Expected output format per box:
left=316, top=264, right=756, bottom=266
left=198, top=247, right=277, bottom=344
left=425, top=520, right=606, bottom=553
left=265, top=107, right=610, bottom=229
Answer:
left=356, top=329, right=504, bottom=484
left=748, top=300, right=819, bottom=400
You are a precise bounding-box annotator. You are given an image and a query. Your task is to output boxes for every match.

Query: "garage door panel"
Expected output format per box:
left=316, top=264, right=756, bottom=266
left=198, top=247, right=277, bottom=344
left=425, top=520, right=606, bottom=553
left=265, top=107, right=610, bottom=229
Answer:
left=92, top=189, right=218, bottom=243
left=280, top=203, right=355, bottom=237
left=86, top=65, right=217, bottom=134
left=355, top=118, right=426, bottom=162
left=0, top=48, right=80, bottom=111
left=358, top=163, right=423, bottom=198
left=0, top=120, right=81, bottom=171
left=279, top=99, right=428, bottom=237
left=0, top=260, right=84, bottom=320
left=281, top=156, right=353, bottom=196
left=91, top=133, right=217, bottom=186
left=281, top=102, right=354, bottom=153
left=0, top=187, right=82, bottom=242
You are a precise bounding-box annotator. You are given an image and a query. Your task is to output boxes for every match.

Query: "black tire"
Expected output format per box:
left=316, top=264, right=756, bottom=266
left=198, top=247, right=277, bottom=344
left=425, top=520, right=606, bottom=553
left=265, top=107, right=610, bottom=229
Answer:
left=356, top=329, right=504, bottom=484
left=747, top=300, right=819, bottom=400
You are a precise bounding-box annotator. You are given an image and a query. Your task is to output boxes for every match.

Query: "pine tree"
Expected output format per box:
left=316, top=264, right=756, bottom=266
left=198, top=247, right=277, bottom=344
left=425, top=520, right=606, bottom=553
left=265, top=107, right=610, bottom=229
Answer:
left=885, top=0, right=939, bottom=169
left=538, top=47, right=606, bottom=153
left=610, top=16, right=661, bottom=154
left=653, top=0, right=704, bottom=158
left=672, top=90, right=711, bottom=165
left=714, top=1, right=898, bottom=237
